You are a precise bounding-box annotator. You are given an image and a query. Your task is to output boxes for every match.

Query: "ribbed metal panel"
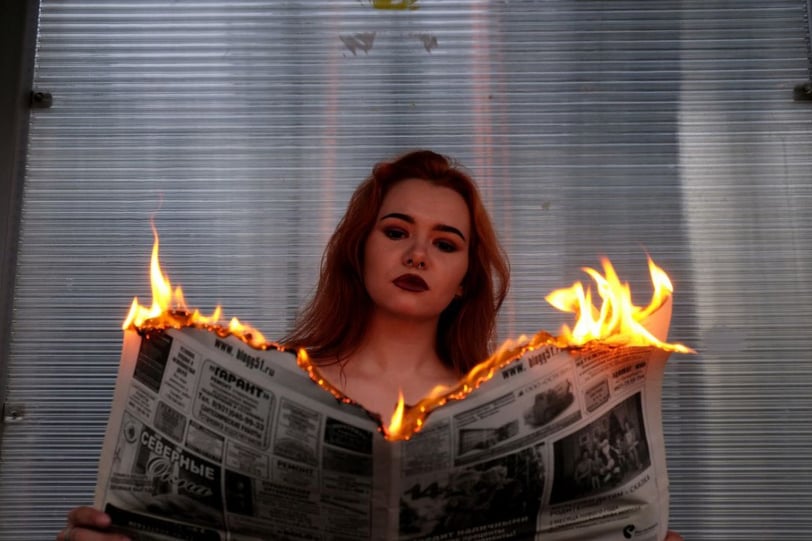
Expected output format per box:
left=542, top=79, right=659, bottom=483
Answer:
left=2, top=1, right=811, bottom=539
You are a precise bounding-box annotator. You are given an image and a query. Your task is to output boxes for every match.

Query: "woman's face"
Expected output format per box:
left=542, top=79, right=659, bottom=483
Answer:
left=363, top=178, right=470, bottom=323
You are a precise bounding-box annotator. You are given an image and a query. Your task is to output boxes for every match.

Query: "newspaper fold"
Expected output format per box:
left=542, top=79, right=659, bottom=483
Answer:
left=95, top=299, right=675, bottom=541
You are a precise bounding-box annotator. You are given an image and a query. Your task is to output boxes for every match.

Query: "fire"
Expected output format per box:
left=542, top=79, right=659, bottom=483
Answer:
left=386, top=391, right=406, bottom=437
left=122, top=229, right=690, bottom=441
left=545, top=257, right=693, bottom=353
left=380, top=256, right=693, bottom=440
left=122, top=224, right=268, bottom=349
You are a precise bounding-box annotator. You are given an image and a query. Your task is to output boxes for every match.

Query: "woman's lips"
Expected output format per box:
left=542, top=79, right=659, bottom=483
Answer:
left=393, top=273, right=429, bottom=292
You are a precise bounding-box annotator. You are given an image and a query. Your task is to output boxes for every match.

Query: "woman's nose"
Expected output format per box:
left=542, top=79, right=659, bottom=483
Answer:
left=405, top=256, right=426, bottom=269
left=404, top=240, right=428, bottom=269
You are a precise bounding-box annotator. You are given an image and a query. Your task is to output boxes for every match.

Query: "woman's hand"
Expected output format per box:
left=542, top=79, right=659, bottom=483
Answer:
left=666, top=531, right=684, bottom=541
left=56, top=506, right=130, bottom=541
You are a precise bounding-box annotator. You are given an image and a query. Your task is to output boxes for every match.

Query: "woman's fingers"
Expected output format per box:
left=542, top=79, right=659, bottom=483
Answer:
left=66, top=506, right=111, bottom=529
left=665, top=531, right=684, bottom=541
left=58, top=507, right=130, bottom=541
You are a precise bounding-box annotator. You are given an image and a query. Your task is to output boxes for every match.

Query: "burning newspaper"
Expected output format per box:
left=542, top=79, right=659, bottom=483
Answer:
left=94, top=230, right=690, bottom=540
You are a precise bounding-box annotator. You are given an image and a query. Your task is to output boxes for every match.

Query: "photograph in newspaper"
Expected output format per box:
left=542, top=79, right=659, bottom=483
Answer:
left=399, top=445, right=546, bottom=540
left=550, top=392, right=651, bottom=505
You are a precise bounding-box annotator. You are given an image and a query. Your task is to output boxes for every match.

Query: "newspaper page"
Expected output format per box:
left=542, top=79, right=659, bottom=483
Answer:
left=94, top=301, right=675, bottom=540
left=394, top=298, right=674, bottom=541
left=397, top=344, right=671, bottom=541
left=398, top=299, right=671, bottom=541
left=94, top=327, right=392, bottom=541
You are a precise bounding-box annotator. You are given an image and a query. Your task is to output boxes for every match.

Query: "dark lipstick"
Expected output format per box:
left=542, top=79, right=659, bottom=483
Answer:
left=393, top=273, right=429, bottom=292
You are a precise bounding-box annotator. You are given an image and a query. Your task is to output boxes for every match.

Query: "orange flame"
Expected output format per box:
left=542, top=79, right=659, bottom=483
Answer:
left=386, top=391, right=406, bottom=437
left=378, top=257, right=693, bottom=440
left=545, top=257, right=693, bottom=353
left=122, top=224, right=268, bottom=348
left=377, top=332, right=552, bottom=441
left=122, top=224, right=186, bottom=329
left=123, top=230, right=690, bottom=441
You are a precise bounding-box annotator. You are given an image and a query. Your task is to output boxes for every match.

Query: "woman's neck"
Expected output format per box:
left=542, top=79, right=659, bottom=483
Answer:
left=316, top=311, right=460, bottom=426
left=353, top=311, right=441, bottom=375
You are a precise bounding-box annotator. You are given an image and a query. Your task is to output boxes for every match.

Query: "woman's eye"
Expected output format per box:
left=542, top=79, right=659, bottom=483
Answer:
left=435, top=239, right=458, bottom=253
left=384, top=228, right=406, bottom=240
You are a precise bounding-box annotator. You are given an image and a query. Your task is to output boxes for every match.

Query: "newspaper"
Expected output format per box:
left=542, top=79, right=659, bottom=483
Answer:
left=94, top=300, right=676, bottom=541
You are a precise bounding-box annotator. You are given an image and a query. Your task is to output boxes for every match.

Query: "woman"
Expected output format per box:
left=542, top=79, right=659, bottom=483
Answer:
left=281, top=149, right=509, bottom=424
left=58, top=150, right=682, bottom=541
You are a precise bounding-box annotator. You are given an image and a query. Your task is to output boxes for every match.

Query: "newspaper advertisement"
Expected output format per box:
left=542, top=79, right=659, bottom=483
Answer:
left=94, top=303, right=675, bottom=541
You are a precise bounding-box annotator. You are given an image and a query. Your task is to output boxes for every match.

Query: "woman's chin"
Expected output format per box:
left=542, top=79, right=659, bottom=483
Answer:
left=373, top=303, right=443, bottom=324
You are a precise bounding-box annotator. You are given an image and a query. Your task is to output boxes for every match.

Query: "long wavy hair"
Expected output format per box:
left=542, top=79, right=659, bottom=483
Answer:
left=282, top=150, right=510, bottom=374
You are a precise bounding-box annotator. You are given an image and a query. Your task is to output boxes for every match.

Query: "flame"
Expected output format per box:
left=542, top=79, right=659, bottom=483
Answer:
left=122, top=224, right=186, bottom=330
left=378, top=257, right=693, bottom=441
left=545, top=256, right=692, bottom=353
left=123, top=230, right=690, bottom=441
left=378, top=332, right=552, bottom=440
left=122, top=224, right=268, bottom=348
left=386, top=391, right=406, bottom=437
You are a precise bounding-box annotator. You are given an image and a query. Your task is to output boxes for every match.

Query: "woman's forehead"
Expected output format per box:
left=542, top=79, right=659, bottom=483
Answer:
left=378, top=178, right=471, bottom=232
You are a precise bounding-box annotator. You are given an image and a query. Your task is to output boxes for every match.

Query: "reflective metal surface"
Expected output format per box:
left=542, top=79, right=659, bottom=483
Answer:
left=2, top=1, right=811, bottom=539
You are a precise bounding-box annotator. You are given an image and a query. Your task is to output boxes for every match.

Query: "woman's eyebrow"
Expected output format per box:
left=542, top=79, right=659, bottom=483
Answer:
left=380, top=212, right=467, bottom=241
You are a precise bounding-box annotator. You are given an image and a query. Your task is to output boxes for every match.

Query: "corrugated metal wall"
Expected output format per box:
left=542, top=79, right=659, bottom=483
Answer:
left=2, top=1, right=811, bottom=539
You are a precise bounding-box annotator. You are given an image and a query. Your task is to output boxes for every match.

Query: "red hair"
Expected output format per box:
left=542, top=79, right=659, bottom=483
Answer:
left=282, top=150, right=510, bottom=374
